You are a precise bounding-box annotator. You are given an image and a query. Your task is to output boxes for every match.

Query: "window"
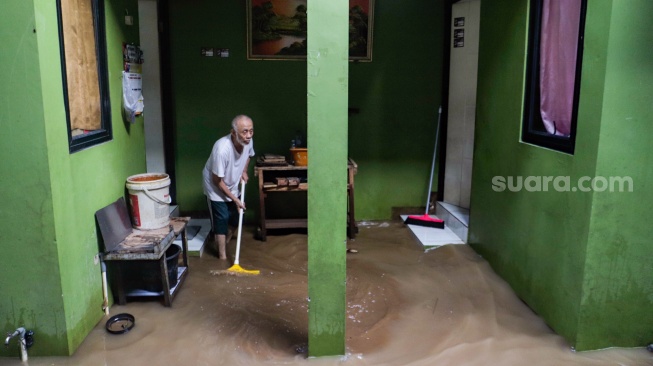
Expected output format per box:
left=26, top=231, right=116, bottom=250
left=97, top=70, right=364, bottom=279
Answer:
left=522, top=0, right=587, bottom=154
left=56, top=0, right=111, bottom=153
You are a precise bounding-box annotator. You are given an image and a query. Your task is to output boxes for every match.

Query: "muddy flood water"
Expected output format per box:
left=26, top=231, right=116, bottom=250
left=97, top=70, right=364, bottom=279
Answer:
left=5, top=221, right=651, bottom=365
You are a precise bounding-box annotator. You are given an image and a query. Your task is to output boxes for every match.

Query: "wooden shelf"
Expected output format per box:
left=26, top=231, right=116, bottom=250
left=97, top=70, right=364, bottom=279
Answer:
left=262, top=182, right=308, bottom=191
left=254, top=160, right=358, bottom=241
left=266, top=219, right=309, bottom=229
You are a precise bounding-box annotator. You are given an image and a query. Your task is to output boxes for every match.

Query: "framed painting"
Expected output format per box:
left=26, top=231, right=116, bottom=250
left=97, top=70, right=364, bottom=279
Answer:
left=247, top=0, right=374, bottom=61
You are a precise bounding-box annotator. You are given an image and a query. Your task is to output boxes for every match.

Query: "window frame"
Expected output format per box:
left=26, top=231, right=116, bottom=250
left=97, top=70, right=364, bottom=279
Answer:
left=522, top=0, right=588, bottom=154
left=56, top=0, right=112, bottom=153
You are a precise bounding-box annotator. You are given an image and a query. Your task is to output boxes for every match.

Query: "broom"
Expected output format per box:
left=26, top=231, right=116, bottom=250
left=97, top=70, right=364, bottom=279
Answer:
left=404, top=106, right=445, bottom=229
left=210, top=180, right=260, bottom=276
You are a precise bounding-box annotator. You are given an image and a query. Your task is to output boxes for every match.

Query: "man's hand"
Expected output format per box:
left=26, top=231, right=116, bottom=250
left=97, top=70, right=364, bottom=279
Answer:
left=235, top=198, right=246, bottom=212
left=241, top=171, right=249, bottom=183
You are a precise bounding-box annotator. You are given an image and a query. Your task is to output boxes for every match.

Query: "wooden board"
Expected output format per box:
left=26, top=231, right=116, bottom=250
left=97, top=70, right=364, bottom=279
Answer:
left=60, top=0, right=102, bottom=131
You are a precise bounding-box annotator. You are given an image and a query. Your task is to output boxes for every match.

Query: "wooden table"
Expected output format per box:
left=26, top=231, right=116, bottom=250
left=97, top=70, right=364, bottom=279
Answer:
left=103, top=217, right=190, bottom=306
left=254, top=159, right=358, bottom=241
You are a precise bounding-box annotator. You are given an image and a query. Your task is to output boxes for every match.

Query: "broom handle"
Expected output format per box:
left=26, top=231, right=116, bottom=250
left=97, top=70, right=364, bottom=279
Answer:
left=424, top=107, right=442, bottom=215
left=234, top=180, right=246, bottom=265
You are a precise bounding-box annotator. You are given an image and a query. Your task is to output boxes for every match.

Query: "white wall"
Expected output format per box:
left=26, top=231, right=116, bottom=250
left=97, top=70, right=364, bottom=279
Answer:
left=443, top=0, right=480, bottom=209
left=139, top=0, right=166, bottom=174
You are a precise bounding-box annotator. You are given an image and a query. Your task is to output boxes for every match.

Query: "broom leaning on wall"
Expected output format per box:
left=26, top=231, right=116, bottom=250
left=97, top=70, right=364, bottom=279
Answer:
left=404, top=106, right=445, bottom=229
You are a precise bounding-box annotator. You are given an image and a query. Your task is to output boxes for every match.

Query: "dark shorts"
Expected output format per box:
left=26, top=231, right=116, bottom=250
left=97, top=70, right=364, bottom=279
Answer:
left=208, top=200, right=239, bottom=235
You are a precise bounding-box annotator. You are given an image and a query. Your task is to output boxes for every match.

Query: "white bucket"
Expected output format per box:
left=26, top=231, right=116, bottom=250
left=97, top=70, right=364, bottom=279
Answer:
left=125, top=173, right=172, bottom=230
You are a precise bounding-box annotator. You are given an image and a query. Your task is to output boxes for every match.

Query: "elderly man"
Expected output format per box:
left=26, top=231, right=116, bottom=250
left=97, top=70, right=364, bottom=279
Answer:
left=202, top=115, right=255, bottom=260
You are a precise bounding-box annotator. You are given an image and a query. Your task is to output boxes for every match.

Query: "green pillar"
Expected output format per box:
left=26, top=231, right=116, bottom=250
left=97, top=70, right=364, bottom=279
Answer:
left=307, top=0, right=348, bottom=357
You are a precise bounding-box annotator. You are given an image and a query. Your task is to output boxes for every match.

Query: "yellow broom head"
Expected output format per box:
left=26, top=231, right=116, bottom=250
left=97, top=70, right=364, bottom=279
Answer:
left=228, top=264, right=260, bottom=275
left=210, top=264, right=260, bottom=276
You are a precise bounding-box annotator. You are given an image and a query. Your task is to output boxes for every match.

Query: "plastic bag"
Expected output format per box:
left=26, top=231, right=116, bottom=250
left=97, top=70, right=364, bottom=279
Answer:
left=122, top=71, right=144, bottom=123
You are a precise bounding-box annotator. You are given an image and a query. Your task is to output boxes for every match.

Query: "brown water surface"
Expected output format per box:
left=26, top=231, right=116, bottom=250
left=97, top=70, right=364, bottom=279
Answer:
left=5, top=221, right=650, bottom=365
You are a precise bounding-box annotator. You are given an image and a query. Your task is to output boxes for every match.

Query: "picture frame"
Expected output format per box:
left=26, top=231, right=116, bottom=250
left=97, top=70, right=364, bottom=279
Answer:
left=247, top=0, right=374, bottom=61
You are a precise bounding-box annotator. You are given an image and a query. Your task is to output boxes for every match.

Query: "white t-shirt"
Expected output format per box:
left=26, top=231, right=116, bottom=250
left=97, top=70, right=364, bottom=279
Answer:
left=203, top=135, right=255, bottom=202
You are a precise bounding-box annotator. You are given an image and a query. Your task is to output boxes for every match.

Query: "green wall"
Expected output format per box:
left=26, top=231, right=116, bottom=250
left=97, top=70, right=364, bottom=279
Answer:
left=471, top=0, right=652, bottom=350
left=578, top=0, right=653, bottom=350
left=0, top=0, right=64, bottom=356
left=169, top=0, right=446, bottom=220
left=1, top=0, right=145, bottom=356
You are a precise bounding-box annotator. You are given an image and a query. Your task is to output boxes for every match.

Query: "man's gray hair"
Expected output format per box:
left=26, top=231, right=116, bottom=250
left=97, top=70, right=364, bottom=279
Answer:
left=231, top=115, right=252, bottom=130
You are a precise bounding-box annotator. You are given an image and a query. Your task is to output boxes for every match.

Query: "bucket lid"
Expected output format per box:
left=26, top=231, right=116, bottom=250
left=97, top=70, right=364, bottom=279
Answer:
left=106, top=313, right=135, bottom=334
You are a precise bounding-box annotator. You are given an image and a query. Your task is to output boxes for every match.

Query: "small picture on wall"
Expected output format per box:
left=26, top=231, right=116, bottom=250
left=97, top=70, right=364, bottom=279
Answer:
left=247, top=0, right=374, bottom=61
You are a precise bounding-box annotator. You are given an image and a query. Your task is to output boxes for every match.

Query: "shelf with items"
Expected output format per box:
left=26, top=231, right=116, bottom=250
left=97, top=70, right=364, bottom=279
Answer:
left=254, top=159, right=358, bottom=241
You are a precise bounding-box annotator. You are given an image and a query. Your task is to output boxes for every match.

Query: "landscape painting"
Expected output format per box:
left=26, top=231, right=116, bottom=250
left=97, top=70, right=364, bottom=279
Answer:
left=247, top=0, right=374, bottom=61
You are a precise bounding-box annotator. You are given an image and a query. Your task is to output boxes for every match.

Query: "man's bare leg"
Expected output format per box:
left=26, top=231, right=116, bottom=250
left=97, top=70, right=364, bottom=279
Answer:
left=226, top=226, right=235, bottom=243
left=215, top=234, right=227, bottom=260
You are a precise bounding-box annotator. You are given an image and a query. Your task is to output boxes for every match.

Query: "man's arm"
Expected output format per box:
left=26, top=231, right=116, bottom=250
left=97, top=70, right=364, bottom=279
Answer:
left=212, top=174, right=245, bottom=210
left=241, top=157, right=251, bottom=183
